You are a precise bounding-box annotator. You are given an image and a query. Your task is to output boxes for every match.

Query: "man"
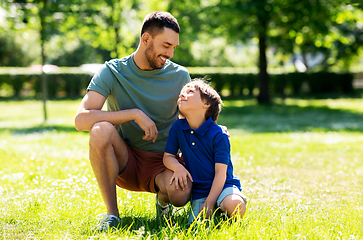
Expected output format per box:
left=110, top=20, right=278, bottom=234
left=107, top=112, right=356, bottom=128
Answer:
left=75, top=11, right=192, bottom=232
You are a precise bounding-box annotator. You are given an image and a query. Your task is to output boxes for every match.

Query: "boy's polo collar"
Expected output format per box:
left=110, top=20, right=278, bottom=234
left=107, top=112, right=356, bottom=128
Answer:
left=181, top=117, right=215, bottom=136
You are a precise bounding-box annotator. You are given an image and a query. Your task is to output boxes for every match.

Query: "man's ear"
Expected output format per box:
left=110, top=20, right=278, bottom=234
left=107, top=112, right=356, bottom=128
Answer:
left=141, top=32, right=152, bottom=45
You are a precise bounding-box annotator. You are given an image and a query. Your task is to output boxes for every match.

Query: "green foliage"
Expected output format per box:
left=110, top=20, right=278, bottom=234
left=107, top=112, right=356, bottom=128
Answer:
left=190, top=71, right=354, bottom=97
left=69, top=0, right=141, bottom=59
left=2, top=0, right=363, bottom=71
left=0, top=69, right=92, bottom=98
left=50, top=42, right=111, bottom=67
left=0, top=32, right=33, bottom=67
left=31, top=73, right=91, bottom=98
left=306, top=72, right=354, bottom=94
left=0, top=68, right=355, bottom=98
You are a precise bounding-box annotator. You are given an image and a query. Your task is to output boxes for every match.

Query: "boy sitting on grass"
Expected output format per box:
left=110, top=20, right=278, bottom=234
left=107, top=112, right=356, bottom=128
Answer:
left=163, top=79, right=247, bottom=223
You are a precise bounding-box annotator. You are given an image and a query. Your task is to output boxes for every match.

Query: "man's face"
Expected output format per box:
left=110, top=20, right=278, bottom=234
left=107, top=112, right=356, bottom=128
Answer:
left=144, top=27, right=179, bottom=69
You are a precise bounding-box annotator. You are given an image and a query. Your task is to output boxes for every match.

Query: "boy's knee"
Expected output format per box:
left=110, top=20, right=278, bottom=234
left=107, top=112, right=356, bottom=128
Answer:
left=235, top=200, right=247, bottom=217
left=221, top=195, right=246, bottom=218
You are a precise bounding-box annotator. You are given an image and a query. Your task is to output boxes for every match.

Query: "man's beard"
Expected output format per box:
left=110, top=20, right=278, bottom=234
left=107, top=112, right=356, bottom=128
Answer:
left=145, top=42, right=163, bottom=70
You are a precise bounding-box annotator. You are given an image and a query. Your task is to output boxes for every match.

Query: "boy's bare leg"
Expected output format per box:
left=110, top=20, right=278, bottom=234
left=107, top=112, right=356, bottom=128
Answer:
left=155, top=169, right=192, bottom=207
left=220, top=195, right=247, bottom=217
left=89, top=121, right=129, bottom=217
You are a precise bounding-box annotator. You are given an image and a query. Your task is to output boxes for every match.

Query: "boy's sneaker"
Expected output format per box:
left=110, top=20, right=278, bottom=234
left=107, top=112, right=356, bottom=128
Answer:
left=155, top=194, right=173, bottom=219
left=93, top=214, right=122, bottom=232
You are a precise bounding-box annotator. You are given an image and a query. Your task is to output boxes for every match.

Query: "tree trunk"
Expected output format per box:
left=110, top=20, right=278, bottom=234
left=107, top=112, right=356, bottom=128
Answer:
left=114, top=22, right=120, bottom=58
left=40, top=0, right=48, bottom=121
left=257, top=24, right=270, bottom=105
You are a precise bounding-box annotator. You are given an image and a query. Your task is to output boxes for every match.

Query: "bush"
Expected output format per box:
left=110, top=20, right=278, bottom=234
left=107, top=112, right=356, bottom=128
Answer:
left=285, top=72, right=307, bottom=94
left=0, top=67, right=355, bottom=98
left=306, top=72, right=353, bottom=94
left=0, top=68, right=92, bottom=98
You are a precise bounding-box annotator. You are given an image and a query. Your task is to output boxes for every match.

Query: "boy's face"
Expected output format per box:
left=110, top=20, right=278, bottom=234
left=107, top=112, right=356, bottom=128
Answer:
left=178, top=85, right=206, bottom=115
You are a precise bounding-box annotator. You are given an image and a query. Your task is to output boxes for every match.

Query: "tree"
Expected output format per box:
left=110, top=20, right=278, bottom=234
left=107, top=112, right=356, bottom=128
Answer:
left=64, top=0, right=141, bottom=60
left=171, top=0, right=363, bottom=104
left=0, top=32, right=33, bottom=66
left=3, top=0, right=68, bottom=120
left=169, top=0, right=285, bottom=104
left=274, top=1, right=363, bottom=72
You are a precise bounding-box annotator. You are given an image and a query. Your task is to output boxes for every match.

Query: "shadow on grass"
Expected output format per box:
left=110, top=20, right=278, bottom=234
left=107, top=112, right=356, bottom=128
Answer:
left=83, top=212, right=232, bottom=238
left=218, top=103, right=363, bottom=133
left=83, top=215, right=191, bottom=238
left=2, top=101, right=363, bottom=135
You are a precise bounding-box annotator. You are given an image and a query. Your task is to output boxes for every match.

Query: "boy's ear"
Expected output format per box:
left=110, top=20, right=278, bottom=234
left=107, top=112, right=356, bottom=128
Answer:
left=202, top=101, right=210, bottom=109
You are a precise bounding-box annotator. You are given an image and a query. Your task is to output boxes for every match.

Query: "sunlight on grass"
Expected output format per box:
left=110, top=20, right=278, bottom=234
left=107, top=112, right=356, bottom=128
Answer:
left=284, top=98, right=363, bottom=113
left=0, top=100, right=80, bottom=128
left=1, top=98, right=362, bottom=239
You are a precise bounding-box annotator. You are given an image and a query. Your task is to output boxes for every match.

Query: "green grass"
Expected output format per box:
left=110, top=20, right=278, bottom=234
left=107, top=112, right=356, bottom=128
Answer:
left=1, top=98, right=363, bottom=239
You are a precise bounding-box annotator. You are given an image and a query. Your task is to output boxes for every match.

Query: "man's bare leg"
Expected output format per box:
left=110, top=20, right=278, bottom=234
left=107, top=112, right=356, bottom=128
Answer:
left=89, top=121, right=129, bottom=217
left=155, top=169, right=192, bottom=207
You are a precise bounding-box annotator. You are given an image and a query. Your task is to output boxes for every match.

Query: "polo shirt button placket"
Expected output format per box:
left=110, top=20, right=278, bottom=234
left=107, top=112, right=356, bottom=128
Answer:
left=190, top=130, right=195, bottom=146
left=191, top=130, right=195, bottom=146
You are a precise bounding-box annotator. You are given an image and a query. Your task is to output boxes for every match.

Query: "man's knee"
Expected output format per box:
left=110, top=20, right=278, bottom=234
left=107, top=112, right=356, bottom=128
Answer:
left=159, top=169, right=192, bottom=207
left=167, top=181, right=192, bottom=207
left=89, top=121, right=115, bottom=147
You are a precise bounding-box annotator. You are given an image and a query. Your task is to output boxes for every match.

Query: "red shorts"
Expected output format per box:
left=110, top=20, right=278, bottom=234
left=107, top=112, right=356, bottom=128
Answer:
left=116, top=145, right=183, bottom=193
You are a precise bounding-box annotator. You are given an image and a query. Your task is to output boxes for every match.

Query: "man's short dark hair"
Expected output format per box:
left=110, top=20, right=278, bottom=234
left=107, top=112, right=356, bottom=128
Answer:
left=141, top=11, right=180, bottom=37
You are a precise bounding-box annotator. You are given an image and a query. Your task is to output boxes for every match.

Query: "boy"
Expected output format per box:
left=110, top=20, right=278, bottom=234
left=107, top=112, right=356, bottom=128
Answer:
left=163, top=79, right=247, bottom=223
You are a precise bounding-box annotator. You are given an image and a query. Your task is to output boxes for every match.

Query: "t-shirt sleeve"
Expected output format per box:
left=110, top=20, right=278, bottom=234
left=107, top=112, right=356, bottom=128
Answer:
left=87, top=64, right=114, bottom=98
left=213, top=132, right=230, bottom=165
left=164, top=121, right=180, bottom=155
left=184, top=70, right=191, bottom=83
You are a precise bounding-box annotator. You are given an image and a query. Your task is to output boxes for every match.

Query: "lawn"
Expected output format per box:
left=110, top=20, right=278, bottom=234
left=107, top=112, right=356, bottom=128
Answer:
left=0, top=98, right=362, bottom=239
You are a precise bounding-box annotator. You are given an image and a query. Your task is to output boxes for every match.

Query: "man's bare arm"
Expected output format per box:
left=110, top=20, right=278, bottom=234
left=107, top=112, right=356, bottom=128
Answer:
left=74, top=90, right=158, bottom=142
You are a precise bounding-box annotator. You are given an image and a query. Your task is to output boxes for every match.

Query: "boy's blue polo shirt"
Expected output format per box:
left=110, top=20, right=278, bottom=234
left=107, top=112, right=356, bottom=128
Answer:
left=165, top=117, right=241, bottom=200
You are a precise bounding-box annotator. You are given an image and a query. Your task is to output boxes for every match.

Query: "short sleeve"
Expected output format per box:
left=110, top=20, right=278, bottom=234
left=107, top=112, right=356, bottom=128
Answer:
left=213, top=132, right=230, bottom=165
left=164, top=121, right=180, bottom=155
left=87, top=64, right=114, bottom=98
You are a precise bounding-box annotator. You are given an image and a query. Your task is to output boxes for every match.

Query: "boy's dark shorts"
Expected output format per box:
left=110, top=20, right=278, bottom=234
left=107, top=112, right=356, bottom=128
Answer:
left=116, top=145, right=183, bottom=193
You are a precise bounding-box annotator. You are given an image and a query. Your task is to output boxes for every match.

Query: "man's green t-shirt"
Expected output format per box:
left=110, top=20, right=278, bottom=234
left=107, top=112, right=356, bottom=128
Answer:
left=87, top=53, right=191, bottom=153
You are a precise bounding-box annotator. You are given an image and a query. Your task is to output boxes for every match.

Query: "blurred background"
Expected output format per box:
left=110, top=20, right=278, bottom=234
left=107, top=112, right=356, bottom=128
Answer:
left=0, top=0, right=362, bottom=106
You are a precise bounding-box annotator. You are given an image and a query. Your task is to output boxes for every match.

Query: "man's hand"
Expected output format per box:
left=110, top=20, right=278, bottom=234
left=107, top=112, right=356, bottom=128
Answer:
left=170, top=164, right=193, bottom=190
left=219, top=124, right=230, bottom=138
left=134, top=109, right=158, bottom=142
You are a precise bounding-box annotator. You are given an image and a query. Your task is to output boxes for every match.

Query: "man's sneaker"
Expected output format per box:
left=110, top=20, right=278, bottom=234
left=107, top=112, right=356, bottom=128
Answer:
left=93, top=214, right=122, bottom=232
left=155, top=194, right=173, bottom=219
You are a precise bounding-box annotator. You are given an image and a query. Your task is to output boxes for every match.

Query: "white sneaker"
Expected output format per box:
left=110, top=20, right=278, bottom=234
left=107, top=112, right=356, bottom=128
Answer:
left=93, top=214, right=122, bottom=232
left=155, top=194, right=173, bottom=219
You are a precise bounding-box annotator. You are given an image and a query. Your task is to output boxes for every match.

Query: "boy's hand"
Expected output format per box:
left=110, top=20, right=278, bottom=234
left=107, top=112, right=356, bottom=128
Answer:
left=170, top=165, right=193, bottom=191
left=200, top=201, right=214, bottom=219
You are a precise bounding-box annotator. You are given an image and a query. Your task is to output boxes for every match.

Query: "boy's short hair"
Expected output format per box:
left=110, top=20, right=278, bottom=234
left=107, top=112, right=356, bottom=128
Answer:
left=141, top=11, right=180, bottom=37
left=183, top=78, right=222, bottom=121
